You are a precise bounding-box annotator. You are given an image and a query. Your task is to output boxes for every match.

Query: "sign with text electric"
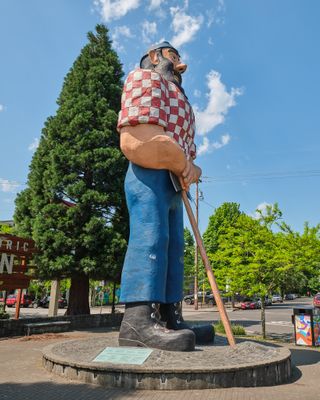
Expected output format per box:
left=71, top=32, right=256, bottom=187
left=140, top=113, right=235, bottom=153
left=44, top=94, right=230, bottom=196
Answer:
left=0, top=234, right=36, bottom=290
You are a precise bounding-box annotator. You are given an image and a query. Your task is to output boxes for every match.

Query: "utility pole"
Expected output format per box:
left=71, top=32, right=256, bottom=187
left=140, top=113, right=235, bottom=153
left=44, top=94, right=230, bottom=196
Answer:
left=194, top=181, right=199, bottom=310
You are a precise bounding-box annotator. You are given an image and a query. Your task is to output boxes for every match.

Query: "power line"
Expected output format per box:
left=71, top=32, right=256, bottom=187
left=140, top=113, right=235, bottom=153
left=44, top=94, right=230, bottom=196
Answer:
left=202, top=169, right=320, bottom=183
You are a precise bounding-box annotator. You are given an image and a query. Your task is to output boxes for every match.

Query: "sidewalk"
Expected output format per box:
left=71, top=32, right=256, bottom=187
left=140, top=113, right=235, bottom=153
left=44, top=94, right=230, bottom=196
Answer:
left=1, top=326, right=320, bottom=399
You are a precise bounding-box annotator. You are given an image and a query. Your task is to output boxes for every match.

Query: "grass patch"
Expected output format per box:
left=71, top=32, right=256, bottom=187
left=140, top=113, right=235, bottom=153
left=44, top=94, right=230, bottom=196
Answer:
left=214, top=320, right=246, bottom=336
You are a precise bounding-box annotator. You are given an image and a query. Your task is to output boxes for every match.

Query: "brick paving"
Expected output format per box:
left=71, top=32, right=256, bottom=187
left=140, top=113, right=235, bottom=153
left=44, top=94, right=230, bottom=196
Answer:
left=0, top=325, right=320, bottom=399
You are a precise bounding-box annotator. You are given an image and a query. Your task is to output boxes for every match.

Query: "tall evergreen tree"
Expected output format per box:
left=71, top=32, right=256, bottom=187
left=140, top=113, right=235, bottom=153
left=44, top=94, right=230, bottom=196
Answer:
left=14, top=25, right=128, bottom=315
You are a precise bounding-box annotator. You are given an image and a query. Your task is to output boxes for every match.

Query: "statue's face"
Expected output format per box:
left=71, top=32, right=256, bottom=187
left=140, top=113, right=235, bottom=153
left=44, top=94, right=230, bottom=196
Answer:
left=161, top=48, right=187, bottom=85
left=148, top=47, right=187, bottom=89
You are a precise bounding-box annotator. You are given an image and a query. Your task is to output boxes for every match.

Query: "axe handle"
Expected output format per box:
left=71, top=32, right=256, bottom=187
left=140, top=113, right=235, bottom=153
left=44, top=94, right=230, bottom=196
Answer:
left=181, top=190, right=236, bottom=347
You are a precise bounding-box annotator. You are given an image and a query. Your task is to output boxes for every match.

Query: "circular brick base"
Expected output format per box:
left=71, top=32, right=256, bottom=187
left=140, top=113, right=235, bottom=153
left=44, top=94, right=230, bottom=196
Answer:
left=42, top=332, right=291, bottom=390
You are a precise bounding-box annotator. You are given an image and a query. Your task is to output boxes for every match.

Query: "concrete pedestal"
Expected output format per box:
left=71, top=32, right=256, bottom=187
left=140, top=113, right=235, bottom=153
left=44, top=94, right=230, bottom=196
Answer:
left=42, top=332, right=291, bottom=390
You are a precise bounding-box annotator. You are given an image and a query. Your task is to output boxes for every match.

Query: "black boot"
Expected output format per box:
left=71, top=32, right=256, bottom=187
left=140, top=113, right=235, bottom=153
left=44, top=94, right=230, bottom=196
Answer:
left=119, top=302, right=195, bottom=351
left=160, top=302, right=215, bottom=345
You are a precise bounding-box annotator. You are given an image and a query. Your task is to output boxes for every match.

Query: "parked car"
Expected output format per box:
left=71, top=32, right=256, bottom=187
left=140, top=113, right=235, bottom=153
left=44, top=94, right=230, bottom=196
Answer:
left=32, top=295, right=68, bottom=309
left=313, top=293, right=320, bottom=308
left=285, top=293, right=297, bottom=300
left=183, top=291, right=215, bottom=306
left=240, top=298, right=259, bottom=310
left=271, top=294, right=283, bottom=303
left=6, top=294, right=33, bottom=308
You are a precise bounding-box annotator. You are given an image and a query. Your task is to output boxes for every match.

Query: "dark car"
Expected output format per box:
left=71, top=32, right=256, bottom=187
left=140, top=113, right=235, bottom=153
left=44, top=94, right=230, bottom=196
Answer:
left=313, top=293, right=320, bottom=308
left=285, top=293, right=297, bottom=300
left=33, top=295, right=67, bottom=309
left=183, top=291, right=215, bottom=306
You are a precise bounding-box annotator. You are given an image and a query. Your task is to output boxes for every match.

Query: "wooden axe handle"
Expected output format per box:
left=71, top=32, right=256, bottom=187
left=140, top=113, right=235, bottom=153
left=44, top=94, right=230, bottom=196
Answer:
left=181, top=190, right=236, bottom=347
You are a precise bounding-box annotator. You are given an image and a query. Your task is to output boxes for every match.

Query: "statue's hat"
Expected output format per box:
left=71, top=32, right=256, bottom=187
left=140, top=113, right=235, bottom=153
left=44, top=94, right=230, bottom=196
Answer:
left=140, top=41, right=180, bottom=67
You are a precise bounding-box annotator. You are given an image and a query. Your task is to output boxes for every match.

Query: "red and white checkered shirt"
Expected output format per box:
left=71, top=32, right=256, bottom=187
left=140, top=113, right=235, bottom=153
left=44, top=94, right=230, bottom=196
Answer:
left=117, top=68, right=196, bottom=159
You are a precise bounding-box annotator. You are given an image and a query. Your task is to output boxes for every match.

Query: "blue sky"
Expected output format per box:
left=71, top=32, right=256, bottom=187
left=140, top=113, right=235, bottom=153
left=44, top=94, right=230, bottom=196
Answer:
left=1, top=0, right=320, bottom=234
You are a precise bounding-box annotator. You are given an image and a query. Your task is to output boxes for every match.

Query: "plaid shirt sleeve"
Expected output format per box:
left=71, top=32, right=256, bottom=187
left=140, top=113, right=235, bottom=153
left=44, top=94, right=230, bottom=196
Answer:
left=117, top=69, right=168, bottom=131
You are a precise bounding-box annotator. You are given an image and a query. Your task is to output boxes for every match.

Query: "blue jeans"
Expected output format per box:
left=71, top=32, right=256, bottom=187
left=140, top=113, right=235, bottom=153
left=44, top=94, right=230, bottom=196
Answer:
left=120, top=163, right=184, bottom=303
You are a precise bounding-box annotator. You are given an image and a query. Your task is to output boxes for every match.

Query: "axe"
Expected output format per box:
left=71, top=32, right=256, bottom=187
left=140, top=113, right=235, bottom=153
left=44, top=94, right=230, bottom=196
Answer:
left=170, top=172, right=236, bottom=347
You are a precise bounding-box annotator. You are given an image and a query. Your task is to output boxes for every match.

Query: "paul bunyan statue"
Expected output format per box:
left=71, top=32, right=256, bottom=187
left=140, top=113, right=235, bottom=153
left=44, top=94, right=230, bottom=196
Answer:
left=117, top=41, right=214, bottom=351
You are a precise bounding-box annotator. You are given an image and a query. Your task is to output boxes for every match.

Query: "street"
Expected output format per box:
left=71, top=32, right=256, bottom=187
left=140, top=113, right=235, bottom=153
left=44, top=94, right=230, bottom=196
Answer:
left=182, top=296, right=313, bottom=338
left=4, top=296, right=313, bottom=339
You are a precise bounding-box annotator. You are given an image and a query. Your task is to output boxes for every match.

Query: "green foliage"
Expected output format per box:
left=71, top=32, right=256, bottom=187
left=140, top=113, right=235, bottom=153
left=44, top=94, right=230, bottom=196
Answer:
left=214, top=320, right=246, bottom=336
left=255, top=202, right=282, bottom=228
left=0, top=224, right=13, bottom=234
left=184, top=227, right=195, bottom=291
left=0, top=302, right=9, bottom=319
left=204, top=202, right=320, bottom=338
left=275, top=223, right=320, bottom=295
left=213, top=214, right=280, bottom=298
left=203, top=202, right=241, bottom=259
left=28, top=279, right=71, bottom=298
left=13, top=25, right=128, bottom=314
left=0, top=312, right=10, bottom=320
left=202, top=202, right=241, bottom=292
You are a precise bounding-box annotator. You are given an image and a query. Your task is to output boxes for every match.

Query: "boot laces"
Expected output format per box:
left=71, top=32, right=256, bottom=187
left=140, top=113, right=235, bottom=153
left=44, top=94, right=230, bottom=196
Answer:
left=151, top=303, right=168, bottom=329
left=174, top=302, right=184, bottom=324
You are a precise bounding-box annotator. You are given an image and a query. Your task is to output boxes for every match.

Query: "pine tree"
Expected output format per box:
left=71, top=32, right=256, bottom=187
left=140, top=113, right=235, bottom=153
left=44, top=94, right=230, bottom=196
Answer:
left=14, top=25, right=128, bottom=315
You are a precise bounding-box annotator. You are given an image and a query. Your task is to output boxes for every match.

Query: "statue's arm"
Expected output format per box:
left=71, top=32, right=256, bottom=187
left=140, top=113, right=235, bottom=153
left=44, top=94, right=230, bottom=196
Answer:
left=120, top=124, right=201, bottom=189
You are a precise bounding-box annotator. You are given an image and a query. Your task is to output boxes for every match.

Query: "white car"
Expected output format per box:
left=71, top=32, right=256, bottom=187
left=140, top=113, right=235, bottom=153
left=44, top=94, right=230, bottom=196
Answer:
left=271, top=294, right=283, bottom=303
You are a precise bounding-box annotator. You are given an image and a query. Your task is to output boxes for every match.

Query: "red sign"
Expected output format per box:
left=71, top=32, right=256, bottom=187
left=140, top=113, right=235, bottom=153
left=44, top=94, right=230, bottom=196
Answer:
left=0, top=234, right=36, bottom=291
left=0, top=235, right=36, bottom=257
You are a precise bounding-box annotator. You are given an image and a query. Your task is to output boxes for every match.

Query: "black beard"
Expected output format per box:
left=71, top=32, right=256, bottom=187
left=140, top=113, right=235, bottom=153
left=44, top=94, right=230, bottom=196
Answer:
left=154, top=53, right=186, bottom=97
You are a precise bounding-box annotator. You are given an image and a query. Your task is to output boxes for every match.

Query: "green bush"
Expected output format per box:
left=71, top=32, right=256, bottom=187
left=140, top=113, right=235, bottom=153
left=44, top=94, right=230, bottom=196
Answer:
left=214, top=320, right=246, bottom=336
left=0, top=312, right=10, bottom=320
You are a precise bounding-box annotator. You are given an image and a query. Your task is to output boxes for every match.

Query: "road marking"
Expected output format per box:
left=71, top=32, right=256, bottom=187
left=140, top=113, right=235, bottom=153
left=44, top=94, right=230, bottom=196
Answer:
left=267, top=321, right=292, bottom=326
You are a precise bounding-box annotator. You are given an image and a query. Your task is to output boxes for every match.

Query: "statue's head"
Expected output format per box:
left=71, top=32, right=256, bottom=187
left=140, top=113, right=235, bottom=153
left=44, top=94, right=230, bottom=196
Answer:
left=140, top=41, right=187, bottom=90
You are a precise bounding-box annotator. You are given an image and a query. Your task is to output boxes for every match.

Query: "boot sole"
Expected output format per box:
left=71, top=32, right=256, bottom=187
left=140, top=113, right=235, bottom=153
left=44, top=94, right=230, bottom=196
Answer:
left=119, top=337, right=149, bottom=348
left=119, top=334, right=195, bottom=352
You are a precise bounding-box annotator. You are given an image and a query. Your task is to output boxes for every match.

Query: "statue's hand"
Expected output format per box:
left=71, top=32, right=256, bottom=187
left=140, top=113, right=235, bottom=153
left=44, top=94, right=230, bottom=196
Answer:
left=180, top=160, right=202, bottom=191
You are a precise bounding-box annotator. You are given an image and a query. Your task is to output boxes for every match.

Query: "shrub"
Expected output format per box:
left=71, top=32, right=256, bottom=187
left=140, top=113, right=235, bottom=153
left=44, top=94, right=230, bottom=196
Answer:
left=214, top=320, right=246, bottom=336
left=0, top=312, right=10, bottom=320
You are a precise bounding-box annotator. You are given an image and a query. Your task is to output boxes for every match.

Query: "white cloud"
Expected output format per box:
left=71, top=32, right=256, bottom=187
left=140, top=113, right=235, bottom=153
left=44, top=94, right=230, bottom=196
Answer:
left=193, top=89, right=201, bottom=98
left=0, top=178, right=19, bottom=193
left=0, top=104, right=4, bottom=112
left=170, top=6, right=203, bottom=48
left=253, top=202, right=272, bottom=220
left=197, top=134, right=230, bottom=156
left=194, top=70, right=243, bottom=136
left=218, top=0, right=226, bottom=12
left=206, top=9, right=215, bottom=28
left=94, top=0, right=140, bottom=22
left=141, top=20, right=157, bottom=43
left=111, top=25, right=133, bottom=52
left=148, top=0, right=164, bottom=10
left=28, top=137, right=39, bottom=151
